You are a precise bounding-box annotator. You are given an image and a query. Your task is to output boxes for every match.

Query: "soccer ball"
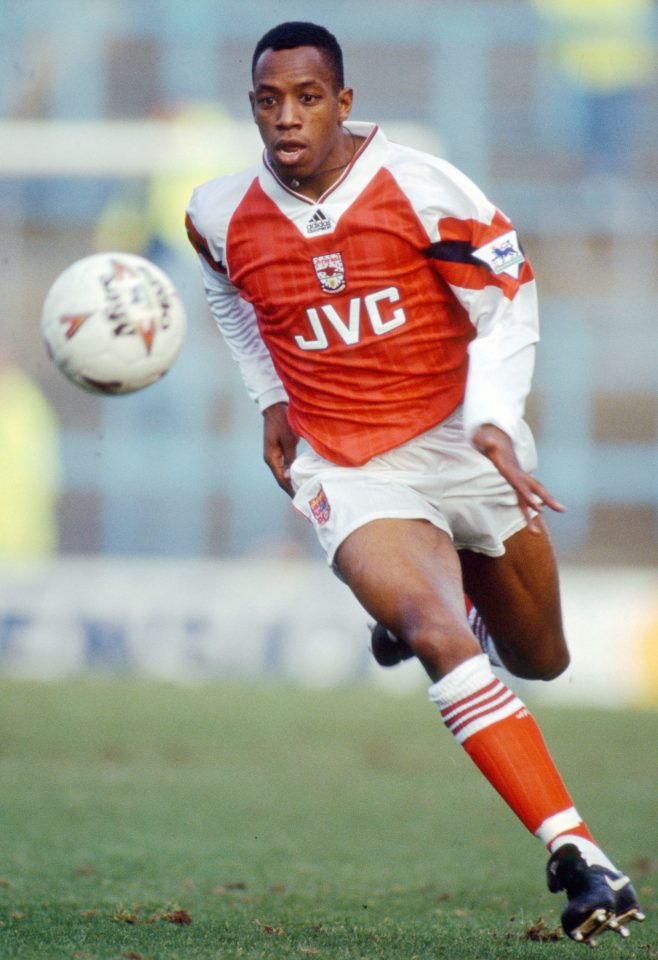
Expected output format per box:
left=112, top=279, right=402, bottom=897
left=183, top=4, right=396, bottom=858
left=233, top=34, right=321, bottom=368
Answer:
left=41, top=252, right=187, bottom=395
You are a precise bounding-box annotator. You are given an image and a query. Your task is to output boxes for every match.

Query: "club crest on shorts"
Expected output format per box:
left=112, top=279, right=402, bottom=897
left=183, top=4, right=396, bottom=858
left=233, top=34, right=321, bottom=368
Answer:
left=312, top=252, right=346, bottom=294
left=308, top=484, right=331, bottom=525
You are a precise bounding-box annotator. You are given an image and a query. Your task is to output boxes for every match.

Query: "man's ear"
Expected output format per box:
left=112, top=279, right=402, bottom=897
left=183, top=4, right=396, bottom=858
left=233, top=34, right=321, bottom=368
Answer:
left=248, top=90, right=256, bottom=119
left=337, top=87, right=353, bottom=122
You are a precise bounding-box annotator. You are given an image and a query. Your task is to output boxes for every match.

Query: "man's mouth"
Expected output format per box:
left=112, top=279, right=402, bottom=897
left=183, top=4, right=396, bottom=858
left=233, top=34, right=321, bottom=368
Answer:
left=274, top=141, right=306, bottom=166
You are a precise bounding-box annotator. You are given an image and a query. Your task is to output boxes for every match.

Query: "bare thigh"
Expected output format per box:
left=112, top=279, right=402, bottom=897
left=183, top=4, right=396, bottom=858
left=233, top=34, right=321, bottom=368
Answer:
left=334, top=517, right=481, bottom=682
left=459, top=518, right=569, bottom=680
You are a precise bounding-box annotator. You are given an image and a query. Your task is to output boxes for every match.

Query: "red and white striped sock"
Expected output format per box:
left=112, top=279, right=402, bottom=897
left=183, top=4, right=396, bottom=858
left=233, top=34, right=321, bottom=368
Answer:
left=464, top=597, right=502, bottom=667
left=428, top=654, right=617, bottom=870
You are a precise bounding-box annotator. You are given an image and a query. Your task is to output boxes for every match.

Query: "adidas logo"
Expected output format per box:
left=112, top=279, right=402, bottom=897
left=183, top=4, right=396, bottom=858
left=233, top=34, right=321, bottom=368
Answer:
left=306, top=208, right=333, bottom=234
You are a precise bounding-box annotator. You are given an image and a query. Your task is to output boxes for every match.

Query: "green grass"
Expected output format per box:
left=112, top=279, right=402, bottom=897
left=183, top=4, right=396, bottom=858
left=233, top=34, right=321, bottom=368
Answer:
left=0, top=679, right=655, bottom=959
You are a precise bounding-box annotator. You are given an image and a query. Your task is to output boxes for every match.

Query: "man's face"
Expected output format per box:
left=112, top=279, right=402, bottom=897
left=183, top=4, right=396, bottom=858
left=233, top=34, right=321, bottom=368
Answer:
left=250, top=45, right=353, bottom=189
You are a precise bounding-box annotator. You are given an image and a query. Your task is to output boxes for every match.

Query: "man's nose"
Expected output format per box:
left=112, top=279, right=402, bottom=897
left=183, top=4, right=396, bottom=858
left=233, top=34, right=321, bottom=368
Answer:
left=276, top=97, right=301, bottom=127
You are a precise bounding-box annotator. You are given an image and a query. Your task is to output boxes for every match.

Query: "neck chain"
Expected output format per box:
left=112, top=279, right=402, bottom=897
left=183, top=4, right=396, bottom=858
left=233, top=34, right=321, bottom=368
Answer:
left=288, top=129, right=357, bottom=191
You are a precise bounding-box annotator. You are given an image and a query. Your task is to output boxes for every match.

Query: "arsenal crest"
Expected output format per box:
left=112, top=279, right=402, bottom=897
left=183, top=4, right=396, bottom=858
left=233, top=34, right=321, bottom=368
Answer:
left=308, top=484, right=331, bottom=525
left=312, top=252, right=346, bottom=294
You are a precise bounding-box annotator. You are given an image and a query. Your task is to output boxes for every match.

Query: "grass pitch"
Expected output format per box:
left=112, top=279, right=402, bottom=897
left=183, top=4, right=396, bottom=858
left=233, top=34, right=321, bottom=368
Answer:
left=0, top=678, right=655, bottom=959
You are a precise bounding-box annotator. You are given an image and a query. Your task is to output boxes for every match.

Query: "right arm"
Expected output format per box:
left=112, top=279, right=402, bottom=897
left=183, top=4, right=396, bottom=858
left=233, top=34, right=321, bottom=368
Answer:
left=196, top=258, right=299, bottom=494
left=262, top=401, right=298, bottom=497
left=199, top=258, right=287, bottom=412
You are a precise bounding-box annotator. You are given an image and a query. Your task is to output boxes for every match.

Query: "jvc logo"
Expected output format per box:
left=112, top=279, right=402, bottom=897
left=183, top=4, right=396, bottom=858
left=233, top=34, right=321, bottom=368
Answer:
left=295, top=286, right=406, bottom=351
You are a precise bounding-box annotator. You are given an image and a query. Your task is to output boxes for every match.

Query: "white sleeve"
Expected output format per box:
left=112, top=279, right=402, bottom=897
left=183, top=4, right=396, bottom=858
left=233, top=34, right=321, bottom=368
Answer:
left=456, top=280, right=539, bottom=446
left=198, top=258, right=288, bottom=412
left=388, top=150, right=540, bottom=448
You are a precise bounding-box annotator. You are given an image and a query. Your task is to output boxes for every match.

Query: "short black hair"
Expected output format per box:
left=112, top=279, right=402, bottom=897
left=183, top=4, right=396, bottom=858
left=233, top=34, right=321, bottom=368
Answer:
left=251, top=21, right=344, bottom=90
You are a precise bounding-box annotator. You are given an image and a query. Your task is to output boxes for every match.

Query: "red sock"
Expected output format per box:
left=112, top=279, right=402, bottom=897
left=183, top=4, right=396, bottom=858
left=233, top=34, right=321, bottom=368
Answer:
left=464, top=596, right=501, bottom=666
left=429, top=655, right=595, bottom=848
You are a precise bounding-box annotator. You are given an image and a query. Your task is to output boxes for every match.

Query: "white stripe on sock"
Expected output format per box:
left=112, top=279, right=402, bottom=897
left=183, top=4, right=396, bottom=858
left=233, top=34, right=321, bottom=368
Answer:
left=467, top=608, right=503, bottom=667
left=452, top=696, right=523, bottom=744
left=428, top=654, right=492, bottom=707
left=549, top=835, right=618, bottom=873
left=429, top=654, right=526, bottom=745
left=441, top=677, right=509, bottom=725
left=535, top=807, right=583, bottom=845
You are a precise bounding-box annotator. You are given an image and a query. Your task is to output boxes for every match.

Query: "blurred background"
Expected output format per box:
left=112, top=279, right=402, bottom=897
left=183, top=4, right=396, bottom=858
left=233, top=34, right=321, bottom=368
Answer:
left=0, top=0, right=656, bottom=703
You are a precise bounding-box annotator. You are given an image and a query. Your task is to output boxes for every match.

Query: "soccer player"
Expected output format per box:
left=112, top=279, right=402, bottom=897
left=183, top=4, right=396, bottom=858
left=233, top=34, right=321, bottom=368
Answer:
left=185, top=21, right=644, bottom=945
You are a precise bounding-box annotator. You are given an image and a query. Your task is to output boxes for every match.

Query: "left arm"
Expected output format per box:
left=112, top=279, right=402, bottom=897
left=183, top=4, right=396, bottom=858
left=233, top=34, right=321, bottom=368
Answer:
left=457, top=279, right=538, bottom=446
left=460, top=280, right=564, bottom=530
left=461, top=283, right=565, bottom=528
left=423, top=166, right=563, bottom=524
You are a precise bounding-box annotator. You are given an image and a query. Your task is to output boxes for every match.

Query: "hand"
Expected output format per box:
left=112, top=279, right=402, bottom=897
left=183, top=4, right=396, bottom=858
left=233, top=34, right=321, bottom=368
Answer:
left=471, top=423, right=565, bottom=534
left=263, top=402, right=299, bottom=497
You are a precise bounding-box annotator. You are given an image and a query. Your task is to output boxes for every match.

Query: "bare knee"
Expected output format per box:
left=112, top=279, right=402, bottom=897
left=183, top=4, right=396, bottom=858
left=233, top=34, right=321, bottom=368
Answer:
left=500, top=636, right=570, bottom=681
left=399, top=609, right=481, bottom=681
left=519, top=650, right=569, bottom=682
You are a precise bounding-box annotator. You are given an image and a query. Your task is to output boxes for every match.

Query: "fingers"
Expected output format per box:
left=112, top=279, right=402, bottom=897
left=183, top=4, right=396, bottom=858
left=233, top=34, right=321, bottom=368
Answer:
left=278, top=467, right=294, bottom=498
left=265, top=448, right=294, bottom=497
left=514, top=475, right=566, bottom=535
left=262, top=402, right=298, bottom=497
left=526, top=478, right=566, bottom=516
left=474, top=431, right=561, bottom=514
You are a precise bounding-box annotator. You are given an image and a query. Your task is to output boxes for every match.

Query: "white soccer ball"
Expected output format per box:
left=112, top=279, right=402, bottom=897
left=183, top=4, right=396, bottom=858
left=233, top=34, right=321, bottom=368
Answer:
left=41, top=252, right=187, bottom=395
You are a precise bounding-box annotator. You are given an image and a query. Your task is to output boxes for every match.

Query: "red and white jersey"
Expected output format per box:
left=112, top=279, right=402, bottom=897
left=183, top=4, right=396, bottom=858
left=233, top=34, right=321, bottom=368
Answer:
left=186, top=122, right=538, bottom=466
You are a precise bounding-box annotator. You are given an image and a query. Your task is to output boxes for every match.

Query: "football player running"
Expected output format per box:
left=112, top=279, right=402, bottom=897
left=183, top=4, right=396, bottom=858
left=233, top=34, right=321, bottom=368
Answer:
left=186, top=21, right=644, bottom=946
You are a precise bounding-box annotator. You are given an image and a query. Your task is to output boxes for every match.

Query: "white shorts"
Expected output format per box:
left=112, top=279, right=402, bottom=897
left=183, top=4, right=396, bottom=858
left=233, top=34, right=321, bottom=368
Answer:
left=291, top=408, right=538, bottom=566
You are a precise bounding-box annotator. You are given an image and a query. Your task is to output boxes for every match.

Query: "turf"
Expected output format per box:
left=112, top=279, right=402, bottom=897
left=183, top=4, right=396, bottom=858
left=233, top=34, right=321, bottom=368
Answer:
left=0, top=678, right=655, bottom=959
